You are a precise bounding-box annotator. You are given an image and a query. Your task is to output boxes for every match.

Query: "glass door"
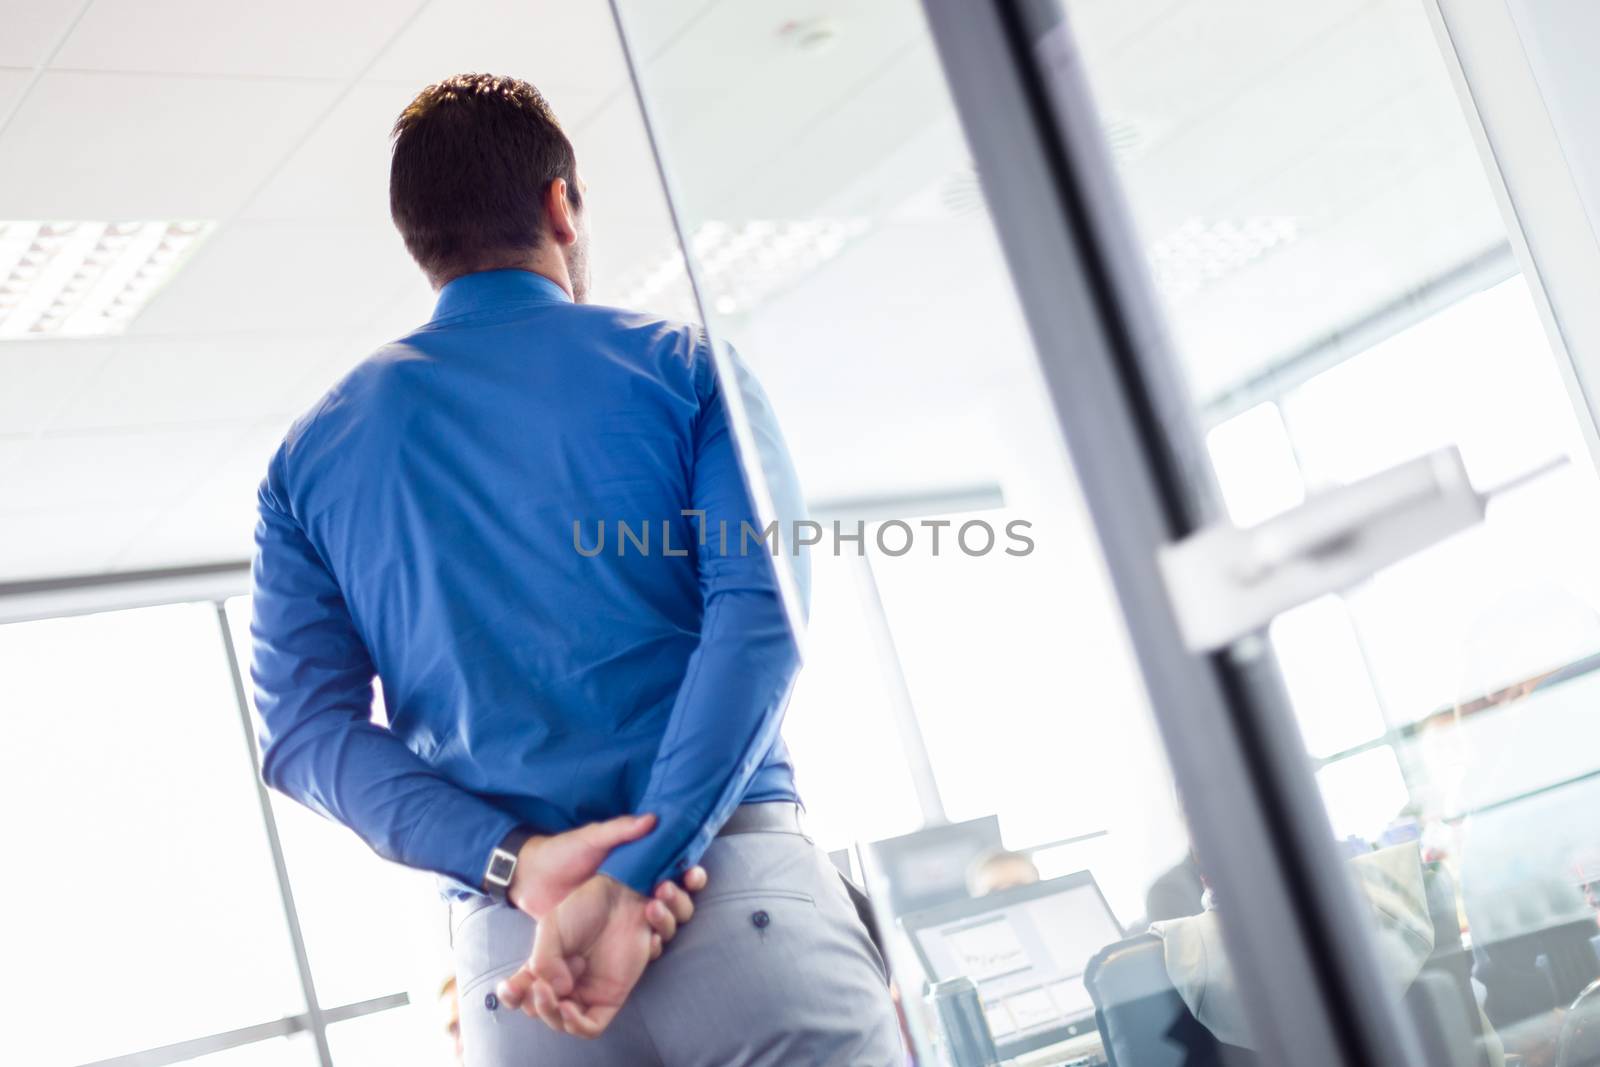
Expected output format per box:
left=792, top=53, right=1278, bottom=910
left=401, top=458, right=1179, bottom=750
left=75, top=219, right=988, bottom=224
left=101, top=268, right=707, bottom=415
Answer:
left=922, top=2, right=1600, bottom=1066
left=600, top=0, right=1392, bottom=1064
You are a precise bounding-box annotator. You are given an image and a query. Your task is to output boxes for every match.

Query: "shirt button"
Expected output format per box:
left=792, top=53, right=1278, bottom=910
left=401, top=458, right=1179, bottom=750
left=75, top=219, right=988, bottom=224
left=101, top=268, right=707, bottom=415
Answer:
left=751, top=909, right=770, bottom=929
left=484, top=992, right=499, bottom=1011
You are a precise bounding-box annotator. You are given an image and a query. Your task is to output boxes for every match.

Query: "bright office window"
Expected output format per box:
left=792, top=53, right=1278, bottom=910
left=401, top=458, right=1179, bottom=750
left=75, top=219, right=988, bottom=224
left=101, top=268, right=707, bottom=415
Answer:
left=866, top=507, right=1186, bottom=921
left=0, top=604, right=305, bottom=1066
left=181, top=1036, right=318, bottom=1066
left=1287, top=279, right=1600, bottom=723
left=779, top=551, right=926, bottom=852
left=1205, top=275, right=1600, bottom=850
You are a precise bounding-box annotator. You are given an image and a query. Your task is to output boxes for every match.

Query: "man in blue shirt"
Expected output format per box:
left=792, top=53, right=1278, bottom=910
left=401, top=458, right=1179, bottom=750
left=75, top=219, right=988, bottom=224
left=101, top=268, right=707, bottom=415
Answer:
left=250, top=73, right=900, bottom=1064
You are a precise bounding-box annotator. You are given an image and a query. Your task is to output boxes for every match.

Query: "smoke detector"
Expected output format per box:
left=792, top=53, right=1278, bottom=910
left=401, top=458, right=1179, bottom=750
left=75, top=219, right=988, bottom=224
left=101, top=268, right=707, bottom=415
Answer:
left=777, top=18, right=839, bottom=53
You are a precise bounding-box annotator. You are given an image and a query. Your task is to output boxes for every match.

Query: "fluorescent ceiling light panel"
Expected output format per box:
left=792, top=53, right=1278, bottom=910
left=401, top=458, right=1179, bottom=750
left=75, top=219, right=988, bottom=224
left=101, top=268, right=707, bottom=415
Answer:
left=605, top=217, right=871, bottom=319
left=0, top=220, right=214, bottom=339
left=1149, top=216, right=1300, bottom=299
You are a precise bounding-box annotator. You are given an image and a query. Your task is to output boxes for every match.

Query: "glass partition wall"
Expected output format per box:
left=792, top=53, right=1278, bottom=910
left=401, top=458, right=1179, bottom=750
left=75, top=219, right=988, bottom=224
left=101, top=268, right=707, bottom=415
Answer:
left=907, top=1, right=1600, bottom=1066
left=1047, top=1, right=1600, bottom=1065
left=605, top=0, right=1382, bottom=1063
left=614, top=0, right=1600, bottom=1065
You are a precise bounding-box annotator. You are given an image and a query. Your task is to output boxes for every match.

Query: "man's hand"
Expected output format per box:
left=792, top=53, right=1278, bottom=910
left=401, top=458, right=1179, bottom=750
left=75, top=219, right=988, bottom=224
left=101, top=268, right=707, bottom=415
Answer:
left=496, top=866, right=709, bottom=1038
left=507, top=814, right=657, bottom=919
left=520, top=875, right=650, bottom=1038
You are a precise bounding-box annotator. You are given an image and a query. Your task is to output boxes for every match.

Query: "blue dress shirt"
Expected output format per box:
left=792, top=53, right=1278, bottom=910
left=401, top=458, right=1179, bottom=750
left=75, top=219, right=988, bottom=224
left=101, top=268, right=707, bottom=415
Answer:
left=249, top=269, right=806, bottom=897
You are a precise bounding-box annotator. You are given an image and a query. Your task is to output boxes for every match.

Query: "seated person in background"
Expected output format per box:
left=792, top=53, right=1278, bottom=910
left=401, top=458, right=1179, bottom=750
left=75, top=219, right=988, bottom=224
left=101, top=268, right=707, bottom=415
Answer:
left=1149, top=841, right=1505, bottom=1066
left=1146, top=850, right=1205, bottom=922
left=966, top=848, right=1040, bottom=897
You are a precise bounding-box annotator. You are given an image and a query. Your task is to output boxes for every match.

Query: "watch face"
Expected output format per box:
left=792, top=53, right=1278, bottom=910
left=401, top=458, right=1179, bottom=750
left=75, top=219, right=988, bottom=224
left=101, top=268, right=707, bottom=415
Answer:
left=488, top=851, right=516, bottom=884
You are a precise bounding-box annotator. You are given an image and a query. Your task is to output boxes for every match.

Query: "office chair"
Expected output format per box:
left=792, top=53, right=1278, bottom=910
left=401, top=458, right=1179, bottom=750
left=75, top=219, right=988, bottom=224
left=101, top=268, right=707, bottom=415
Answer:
left=1558, top=977, right=1600, bottom=1067
left=1084, top=933, right=1260, bottom=1067
left=1475, top=918, right=1600, bottom=1029
left=1085, top=864, right=1490, bottom=1067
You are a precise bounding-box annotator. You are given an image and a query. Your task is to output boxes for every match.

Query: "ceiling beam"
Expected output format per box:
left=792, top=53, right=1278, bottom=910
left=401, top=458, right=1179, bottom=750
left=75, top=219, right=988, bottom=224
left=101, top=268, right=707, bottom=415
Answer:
left=0, top=560, right=250, bottom=624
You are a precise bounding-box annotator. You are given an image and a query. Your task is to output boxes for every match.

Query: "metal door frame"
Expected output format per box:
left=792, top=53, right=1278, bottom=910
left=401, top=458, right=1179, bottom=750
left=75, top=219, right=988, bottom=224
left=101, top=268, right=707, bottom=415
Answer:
left=917, top=1, right=1424, bottom=1063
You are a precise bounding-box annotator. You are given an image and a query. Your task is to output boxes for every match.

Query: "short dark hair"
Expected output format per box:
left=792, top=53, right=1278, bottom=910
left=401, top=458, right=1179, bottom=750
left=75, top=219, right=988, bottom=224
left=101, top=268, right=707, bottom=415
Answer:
left=390, top=73, right=580, bottom=286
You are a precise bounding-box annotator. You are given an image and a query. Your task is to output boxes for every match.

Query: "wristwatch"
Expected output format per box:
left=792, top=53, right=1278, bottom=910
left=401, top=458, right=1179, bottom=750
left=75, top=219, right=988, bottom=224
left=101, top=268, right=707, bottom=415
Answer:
left=482, top=827, right=535, bottom=903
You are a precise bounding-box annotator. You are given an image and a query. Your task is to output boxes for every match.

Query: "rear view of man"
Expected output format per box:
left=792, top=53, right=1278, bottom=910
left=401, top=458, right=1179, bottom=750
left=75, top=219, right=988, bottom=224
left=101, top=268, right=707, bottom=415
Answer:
left=248, top=73, right=902, bottom=1065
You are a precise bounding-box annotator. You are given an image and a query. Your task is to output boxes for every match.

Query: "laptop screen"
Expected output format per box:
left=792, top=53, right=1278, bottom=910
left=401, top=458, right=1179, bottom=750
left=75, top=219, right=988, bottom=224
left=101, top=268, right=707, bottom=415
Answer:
left=904, top=872, right=1123, bottom=1055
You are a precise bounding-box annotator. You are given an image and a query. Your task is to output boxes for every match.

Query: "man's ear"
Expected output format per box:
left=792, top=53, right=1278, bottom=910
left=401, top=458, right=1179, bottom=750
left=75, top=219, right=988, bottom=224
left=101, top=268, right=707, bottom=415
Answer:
left=545, top=178, right=578, bottom=247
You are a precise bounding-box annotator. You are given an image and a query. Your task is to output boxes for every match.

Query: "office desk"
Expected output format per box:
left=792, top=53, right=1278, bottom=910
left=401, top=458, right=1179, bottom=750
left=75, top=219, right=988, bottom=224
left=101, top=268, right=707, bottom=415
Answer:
left=1007, top=1028, right=1107, bottom=1066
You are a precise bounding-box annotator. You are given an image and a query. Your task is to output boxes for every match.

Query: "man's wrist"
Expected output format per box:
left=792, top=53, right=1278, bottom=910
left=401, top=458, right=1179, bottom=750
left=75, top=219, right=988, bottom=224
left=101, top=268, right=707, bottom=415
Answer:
left=483, top=826, right=538, bottom=902
left=504, top=834, right=551, bottom=912
left=594, top=871, right=639, bottom=901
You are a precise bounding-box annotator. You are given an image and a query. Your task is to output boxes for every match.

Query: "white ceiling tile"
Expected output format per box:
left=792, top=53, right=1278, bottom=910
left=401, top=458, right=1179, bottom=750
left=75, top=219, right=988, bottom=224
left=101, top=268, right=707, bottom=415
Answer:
left=610, top=0, right=717, bottom=59
left=0, top=425, right=253, bottom=514
left=49, top=335, right=341, bottom=431
left=0, top=66, right=32, bottom=116
left=130, top=221, right=418, bottom=335
left=107, top=499, right=256, bottom=571
left=1061, top=0, right=1187, bottom=58
left=1118, top=12, right=1436, bottom=233
left=0, top=0, right=81, bottom=67
left=627, top=0, right=922, bottom=93
left=1076, top=0, right=1373, bottom=128
left=0, top=71, right=338, bottom=218
left=53, top=0, right=419, bottom=79
left=244, top=82, right=417, bottom=225
left=692, top=43, right=949, bottom=221
left=0, top=339, right=115, bottom=434
left=365, top=0, right=626, bottom=92
left=108, top=420, right=287, bottom=571
left=347, top=274, right=436, bottom=347
left=0, top=506, right=159, bottom=581
left=570, top=94, right=680, bottom=286
left=618, top=4, right=936, bottom=221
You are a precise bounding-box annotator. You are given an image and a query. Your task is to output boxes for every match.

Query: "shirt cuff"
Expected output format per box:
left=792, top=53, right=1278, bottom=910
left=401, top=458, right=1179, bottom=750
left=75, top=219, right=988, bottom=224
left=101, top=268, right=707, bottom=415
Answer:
left=599, top=802, right=711, bottom=896
left=406, top=791, right=522, bottom=895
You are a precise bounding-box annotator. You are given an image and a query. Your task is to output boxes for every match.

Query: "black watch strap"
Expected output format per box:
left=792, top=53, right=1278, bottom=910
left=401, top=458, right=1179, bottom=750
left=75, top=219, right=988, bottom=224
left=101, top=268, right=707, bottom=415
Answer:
left=482, top=827, right=535, bottom=902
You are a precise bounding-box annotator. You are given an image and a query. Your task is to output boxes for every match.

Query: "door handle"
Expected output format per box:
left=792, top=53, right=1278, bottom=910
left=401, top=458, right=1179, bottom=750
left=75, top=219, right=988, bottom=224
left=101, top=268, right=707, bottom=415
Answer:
left=1158, top=446, right=1486, bottom=652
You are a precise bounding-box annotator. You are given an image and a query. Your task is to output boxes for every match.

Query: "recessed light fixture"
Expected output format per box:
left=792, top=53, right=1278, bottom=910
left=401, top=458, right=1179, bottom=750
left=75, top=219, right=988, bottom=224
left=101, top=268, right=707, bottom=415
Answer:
left=0, top=220, right=213, bottom=339
left=777, top=17, right=839, bottom=53
left=607, top=217, right=871, bottom=319
left=1148, top=216, right=1300, bottom=299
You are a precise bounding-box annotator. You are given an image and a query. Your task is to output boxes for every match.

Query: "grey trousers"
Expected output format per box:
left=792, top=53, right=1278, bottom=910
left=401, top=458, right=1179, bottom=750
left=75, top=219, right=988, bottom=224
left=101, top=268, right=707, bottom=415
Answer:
left=452, top=825, right=906, bottom=1066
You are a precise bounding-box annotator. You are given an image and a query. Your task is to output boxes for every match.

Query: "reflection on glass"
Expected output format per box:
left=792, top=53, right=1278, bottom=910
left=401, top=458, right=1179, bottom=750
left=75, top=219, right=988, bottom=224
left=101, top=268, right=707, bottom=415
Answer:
left=1071, top=0, right=1600, bottom=1062
left=610, top=0, right=1197, bottom=1061
left=0, top=604, right=305, bottom=1066
left=325, top=1002, right=447, bottom=1067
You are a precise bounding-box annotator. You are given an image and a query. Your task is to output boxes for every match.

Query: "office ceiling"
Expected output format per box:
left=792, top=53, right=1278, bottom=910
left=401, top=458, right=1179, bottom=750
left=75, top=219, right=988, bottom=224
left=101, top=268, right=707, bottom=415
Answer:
left=0, top=0, right=1510, bottom=582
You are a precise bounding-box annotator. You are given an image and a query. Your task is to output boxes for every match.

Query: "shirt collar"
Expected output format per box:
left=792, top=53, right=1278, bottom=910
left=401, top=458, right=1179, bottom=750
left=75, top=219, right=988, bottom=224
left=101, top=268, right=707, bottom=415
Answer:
left=430, top=269, right=572, bottom=322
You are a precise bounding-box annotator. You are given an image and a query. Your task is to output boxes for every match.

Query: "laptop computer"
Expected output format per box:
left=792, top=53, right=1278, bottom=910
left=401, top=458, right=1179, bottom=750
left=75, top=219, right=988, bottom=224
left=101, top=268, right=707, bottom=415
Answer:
left=901, top=870, right=1123, bottom=1063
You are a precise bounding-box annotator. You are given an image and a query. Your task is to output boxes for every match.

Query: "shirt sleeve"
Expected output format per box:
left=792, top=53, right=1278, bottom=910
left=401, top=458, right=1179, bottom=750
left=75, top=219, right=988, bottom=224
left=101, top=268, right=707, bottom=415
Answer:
left=598, top=342, right=806, bottom=894
left=250, top=447, right=519, bottom=892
